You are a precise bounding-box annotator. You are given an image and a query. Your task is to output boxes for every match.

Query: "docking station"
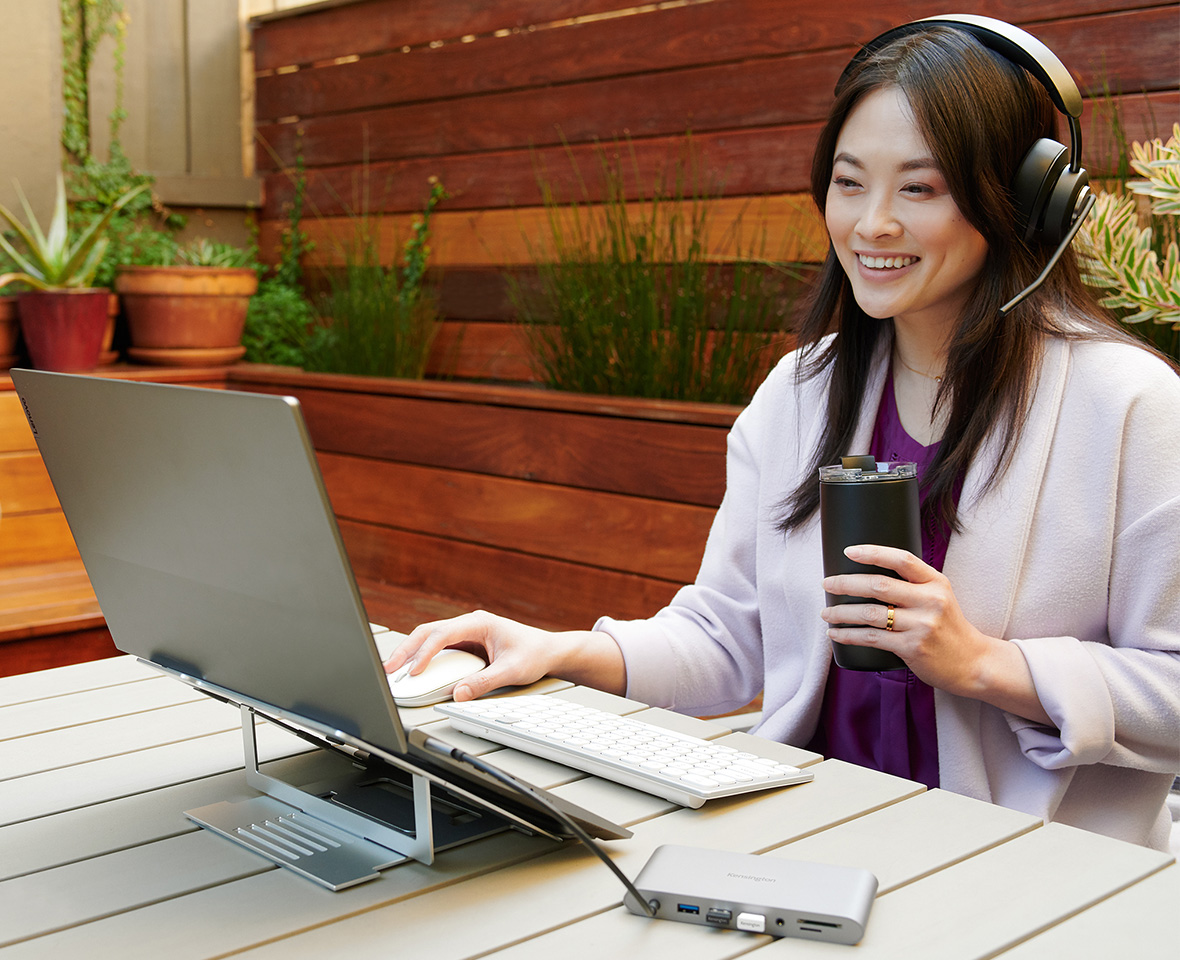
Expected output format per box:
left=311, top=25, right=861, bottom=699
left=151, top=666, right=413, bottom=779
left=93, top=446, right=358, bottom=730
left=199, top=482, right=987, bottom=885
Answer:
left=623, top=844, right=878, bottom=945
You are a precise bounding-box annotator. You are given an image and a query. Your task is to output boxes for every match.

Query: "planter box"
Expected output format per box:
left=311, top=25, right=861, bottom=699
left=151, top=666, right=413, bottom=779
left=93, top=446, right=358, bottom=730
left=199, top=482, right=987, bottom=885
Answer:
left=228, top=366, right=739, bottom=630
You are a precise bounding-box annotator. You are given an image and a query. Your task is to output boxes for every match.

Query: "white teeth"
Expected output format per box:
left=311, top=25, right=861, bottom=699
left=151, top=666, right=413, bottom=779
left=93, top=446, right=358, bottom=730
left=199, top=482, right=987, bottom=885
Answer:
left=859, top=254, right=916, bottom=269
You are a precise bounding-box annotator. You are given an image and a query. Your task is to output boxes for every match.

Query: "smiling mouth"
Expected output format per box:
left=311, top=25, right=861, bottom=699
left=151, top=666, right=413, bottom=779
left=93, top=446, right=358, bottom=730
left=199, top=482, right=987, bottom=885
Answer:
left=858, top=254, right=918, bottom=269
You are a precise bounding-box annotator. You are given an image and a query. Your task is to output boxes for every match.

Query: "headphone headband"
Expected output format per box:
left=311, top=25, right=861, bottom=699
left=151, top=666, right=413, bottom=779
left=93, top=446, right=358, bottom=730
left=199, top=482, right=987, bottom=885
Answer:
left=838, top=14, right=1085, bottom=177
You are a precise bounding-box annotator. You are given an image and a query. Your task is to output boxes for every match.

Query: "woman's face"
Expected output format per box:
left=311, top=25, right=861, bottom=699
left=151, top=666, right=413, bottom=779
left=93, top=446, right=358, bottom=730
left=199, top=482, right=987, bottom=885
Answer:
left=824, top=86, right=989, bottom=337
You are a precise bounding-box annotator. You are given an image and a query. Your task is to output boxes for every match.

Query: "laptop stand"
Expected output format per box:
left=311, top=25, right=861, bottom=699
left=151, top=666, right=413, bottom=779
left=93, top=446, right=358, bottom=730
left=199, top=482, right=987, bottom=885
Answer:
left=185, top=705, right=504, bottom=890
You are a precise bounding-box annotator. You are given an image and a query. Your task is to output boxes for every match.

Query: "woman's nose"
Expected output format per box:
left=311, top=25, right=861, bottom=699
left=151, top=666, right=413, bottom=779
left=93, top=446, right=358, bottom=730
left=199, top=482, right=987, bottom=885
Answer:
left=857, top=193, right=903, bottom=239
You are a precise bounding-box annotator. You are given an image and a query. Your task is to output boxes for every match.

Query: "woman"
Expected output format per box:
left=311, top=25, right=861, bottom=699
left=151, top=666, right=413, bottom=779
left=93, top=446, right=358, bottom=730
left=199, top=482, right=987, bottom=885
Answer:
left=386, top=22, right=1180, bottom=850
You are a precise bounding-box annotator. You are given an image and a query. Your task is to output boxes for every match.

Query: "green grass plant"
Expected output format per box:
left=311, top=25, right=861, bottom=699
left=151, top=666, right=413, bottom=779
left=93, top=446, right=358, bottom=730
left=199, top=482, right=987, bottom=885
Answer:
left=512, top=145, right=807, bottom=404
left=243, top=146, right=318, bottom=367
left=304, top=179, right=446, bottom=379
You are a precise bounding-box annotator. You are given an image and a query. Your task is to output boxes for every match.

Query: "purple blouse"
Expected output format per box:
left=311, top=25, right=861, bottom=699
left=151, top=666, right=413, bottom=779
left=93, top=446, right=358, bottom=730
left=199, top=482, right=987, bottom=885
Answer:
left=806, top=370, right=952, bottom=789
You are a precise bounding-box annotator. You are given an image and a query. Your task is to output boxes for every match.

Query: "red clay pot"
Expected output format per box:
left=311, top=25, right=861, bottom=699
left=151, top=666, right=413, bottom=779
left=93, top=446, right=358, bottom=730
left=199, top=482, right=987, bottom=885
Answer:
left=16, top=289, right=110, bottom=372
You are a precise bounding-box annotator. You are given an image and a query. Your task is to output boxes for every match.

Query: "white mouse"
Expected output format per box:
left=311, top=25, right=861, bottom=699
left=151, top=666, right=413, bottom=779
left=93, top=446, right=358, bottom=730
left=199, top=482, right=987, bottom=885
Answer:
left=387, top=649, right=487, bottom=707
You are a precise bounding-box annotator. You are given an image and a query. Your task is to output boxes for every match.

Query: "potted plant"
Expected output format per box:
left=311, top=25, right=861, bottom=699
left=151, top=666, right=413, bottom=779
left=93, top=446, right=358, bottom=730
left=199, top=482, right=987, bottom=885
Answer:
left=0, top=173, right=147, bottom=372
left=115, top=239, right=259, bottom=367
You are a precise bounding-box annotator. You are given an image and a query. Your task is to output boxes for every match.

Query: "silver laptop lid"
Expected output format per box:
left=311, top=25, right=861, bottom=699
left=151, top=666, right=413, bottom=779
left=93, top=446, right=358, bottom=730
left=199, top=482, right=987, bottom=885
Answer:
left=11, top=369, right=407, bottom=754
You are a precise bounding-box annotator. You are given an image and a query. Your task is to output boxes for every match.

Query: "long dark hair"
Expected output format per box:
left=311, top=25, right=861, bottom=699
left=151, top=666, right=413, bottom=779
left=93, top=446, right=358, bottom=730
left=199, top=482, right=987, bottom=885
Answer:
left=778, top=26, right=1135, bottom=535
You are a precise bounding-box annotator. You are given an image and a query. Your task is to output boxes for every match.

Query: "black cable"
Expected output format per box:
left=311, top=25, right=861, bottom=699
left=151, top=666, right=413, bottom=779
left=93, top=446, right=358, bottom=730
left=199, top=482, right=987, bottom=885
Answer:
left=419, top=734, right=657, bottom=917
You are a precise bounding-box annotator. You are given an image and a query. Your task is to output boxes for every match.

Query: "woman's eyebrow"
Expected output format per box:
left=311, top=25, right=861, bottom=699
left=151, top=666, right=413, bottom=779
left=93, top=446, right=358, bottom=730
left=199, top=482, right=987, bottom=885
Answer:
left=832, top=152, right=941, bottom=173
left=899, top=156, right=940, bottom=172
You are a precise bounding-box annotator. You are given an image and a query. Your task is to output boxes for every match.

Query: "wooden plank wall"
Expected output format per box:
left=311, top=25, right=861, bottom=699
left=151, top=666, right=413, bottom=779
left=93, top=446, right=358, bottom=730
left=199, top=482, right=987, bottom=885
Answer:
left=230, top=368, right=735, bottom=630
left=249, top=0, right=1180, bottom=382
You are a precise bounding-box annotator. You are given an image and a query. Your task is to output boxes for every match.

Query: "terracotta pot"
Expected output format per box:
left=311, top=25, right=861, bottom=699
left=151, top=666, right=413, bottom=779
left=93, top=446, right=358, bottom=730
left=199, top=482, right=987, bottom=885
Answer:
left=16, top=289, right=110, bottom=372
left=115, top=265, right=259, bottom=367
left=0, top=295, right=20, bottom=368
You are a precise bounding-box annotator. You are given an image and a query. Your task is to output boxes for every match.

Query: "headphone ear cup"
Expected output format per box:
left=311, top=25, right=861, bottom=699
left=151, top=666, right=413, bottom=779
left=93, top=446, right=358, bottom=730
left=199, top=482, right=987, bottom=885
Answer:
left=1043, top=167, right=1091, bottom=247
left=1012, top=138, right=1069, bottom=243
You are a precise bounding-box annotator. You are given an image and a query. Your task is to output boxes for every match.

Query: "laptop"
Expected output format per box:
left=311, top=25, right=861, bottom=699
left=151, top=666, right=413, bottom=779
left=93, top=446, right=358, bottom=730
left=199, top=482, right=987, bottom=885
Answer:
left=11, top=369, right=628, bottom=886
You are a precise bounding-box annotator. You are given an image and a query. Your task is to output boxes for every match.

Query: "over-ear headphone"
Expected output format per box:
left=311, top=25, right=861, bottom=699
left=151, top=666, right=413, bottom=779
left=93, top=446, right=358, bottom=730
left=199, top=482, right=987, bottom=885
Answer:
left=838, top=14, right=1095, bottom=313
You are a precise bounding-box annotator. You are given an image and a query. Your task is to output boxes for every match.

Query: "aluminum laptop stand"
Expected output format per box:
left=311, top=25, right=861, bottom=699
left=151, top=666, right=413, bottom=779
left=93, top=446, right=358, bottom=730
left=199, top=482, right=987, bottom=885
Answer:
left=154, top=668, right=513, bottom=891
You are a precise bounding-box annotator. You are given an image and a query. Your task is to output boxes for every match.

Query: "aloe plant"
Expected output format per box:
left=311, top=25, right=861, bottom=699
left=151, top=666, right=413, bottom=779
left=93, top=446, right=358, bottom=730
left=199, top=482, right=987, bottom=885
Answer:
left=1077, top=123, right=1180, bottom=355
left=176, top=238, right=256, bottom=269
left=0, top=173, right=149, bottom=291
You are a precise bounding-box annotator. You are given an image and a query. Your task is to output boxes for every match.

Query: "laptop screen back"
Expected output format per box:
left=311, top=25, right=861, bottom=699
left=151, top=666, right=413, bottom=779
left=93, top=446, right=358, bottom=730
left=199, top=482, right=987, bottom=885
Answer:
left=11, top=369, right=407, bottom=754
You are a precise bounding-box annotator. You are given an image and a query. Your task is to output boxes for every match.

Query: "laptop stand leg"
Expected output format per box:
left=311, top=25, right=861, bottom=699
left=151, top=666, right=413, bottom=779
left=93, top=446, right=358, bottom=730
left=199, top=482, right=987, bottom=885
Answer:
left=184, top=705, right=436, bottom=890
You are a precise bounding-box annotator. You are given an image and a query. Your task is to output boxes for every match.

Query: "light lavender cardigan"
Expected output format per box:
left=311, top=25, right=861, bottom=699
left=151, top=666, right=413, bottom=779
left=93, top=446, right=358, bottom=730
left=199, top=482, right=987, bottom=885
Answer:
left=601, top=335, right=1180, bottom=850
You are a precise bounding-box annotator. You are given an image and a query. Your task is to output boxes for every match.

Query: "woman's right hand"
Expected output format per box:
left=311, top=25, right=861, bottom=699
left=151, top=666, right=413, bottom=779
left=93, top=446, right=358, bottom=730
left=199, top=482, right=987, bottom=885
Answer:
left=382, top=610, right=627, bottom=702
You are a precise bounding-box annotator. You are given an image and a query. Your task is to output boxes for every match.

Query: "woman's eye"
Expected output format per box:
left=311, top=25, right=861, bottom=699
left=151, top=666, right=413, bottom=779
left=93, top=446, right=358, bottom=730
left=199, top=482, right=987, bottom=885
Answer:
left=833, top=176, right=860, bottom=189
left=902, top=182, right=934, bottom=196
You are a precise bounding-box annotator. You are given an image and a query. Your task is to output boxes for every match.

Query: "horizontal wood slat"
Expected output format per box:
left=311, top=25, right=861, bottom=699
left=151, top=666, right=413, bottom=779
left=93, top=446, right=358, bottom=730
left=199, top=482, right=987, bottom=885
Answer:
left=228, top=367, right=745, bottom=426
left=0, top=514, right=82, bottom=569
left=0, top=626, right=118, bottom=678
left=318, top=452, right=713, bottom=582
left=1085, top=91, right=1180, bottom=166
left=0, top=561, right=96, bottom=604
left=338, top=519, right=683, bottom=629
left=260, top=193, right=829, bottom=268
left=427, top=320, right=539, bottom=383
left=260, top=123, right=824, bottom=219
left=252, top=0, right=651, bottom=71
left=0, top=559, right=110, bottom=675
left=240, top=380, right=732, bottom=506
left=0, top=452, right=58, bottom=515
left=355, top=579, right=474, bottom=635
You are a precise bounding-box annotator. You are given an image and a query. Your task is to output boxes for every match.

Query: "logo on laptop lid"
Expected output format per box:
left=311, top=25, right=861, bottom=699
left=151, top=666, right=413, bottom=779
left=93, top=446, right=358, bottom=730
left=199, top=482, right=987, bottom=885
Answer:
left=19, top=395, right=36, bottom=436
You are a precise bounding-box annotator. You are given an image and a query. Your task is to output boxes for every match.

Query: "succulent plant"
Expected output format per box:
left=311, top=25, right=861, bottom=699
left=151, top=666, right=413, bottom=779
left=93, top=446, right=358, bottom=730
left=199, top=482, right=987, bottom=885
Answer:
left=0, top=172, right=148, bottom=291
left=1078, top=123, right=1180, bottom=330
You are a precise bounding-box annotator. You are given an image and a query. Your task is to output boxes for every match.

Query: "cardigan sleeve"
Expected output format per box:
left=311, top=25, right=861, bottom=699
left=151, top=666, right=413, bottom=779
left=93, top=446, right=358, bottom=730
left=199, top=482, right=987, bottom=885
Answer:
left=1005, top=345, right=1180, bottom=775
left=597, top=357, right=806, bottom=715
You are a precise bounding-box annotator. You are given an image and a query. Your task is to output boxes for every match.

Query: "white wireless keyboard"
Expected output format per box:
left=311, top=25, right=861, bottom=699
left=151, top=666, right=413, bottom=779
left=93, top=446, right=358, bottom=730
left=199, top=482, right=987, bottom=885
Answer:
left=435, top=695, right=813, bottom=808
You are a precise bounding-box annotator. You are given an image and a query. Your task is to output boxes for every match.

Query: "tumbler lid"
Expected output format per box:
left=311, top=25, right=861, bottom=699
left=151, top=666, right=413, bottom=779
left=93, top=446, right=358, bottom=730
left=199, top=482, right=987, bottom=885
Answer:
left=819, top=460, right=917, bottom=482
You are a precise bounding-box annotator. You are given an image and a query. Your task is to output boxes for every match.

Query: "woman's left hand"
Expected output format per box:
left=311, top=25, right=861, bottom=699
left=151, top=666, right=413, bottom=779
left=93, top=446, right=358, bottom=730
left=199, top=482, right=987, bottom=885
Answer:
left=821, top=544, right=1050, bottom=723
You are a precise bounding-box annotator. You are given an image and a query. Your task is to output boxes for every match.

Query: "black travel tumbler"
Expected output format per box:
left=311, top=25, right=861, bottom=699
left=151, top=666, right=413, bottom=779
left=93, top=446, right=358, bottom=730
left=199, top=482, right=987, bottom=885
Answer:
left=819, top=455, right=920, bottom=671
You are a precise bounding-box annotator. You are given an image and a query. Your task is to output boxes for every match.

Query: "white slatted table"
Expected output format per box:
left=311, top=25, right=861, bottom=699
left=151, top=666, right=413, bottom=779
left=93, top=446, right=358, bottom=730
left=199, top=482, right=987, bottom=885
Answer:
left=1, top=656, right=1176, bottom=959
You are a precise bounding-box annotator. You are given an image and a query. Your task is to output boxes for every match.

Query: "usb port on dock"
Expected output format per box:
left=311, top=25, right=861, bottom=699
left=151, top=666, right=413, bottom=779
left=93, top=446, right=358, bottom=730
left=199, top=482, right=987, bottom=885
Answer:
left=706, top=908, right=733, bottom=926
left=677, top=904, right=700, bottom=915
